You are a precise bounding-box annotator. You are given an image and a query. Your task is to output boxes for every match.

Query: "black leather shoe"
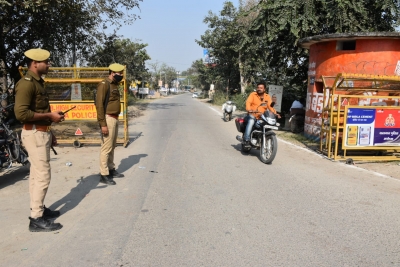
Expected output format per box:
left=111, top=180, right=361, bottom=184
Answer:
left=100, top=175, right=116, bottom=185
left=243, top=140, right=251, bottom=147
left=110, top=169, right=124, bottom=178
left=43, top=206, right=60, bottom=219
left=29, top=217, right=62, bottom=232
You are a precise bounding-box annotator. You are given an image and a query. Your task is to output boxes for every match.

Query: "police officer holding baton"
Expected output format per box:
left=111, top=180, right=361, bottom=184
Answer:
left=14, top=49, right=64, bottom=232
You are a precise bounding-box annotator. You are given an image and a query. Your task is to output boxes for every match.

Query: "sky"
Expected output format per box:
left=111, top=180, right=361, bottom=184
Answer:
left=114, top=0, right=239, bottom=72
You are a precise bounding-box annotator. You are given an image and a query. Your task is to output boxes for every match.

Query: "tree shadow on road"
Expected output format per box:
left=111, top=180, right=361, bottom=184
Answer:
left=49, top=174, right=107, bottom=217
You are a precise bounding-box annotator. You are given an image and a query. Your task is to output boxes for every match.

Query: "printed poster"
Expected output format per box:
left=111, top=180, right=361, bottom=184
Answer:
left=344, top=108, right=400, bottom=147
left=268, top=85, right=283, bottom=113
left=374, top=109, right=400, bottom=146
left=71, top=83, right=82, bottom=100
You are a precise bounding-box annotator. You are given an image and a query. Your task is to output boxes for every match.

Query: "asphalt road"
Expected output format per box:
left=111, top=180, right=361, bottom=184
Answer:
left=1, top=93, right=400, bottom=267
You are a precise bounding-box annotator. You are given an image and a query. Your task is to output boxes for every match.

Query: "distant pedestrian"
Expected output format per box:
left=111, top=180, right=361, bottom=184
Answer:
left=95, top=63, right=125, bottom=185
left=14, top=48, right=64, bottom=232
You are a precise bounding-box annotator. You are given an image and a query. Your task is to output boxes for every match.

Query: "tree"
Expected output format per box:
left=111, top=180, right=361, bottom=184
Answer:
left=244, top=0, right=400, bottom=110
left=0, top=0, right=142, bottom=92
left=86, top=36, right=151, bottom=84
left=196, top=2, right=242, bottom=93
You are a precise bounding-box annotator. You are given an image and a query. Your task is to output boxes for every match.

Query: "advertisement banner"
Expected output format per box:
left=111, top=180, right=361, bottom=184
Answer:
left=268, top=85, right=283, bottom=113
left=138, top=88, right=149, bottom=94
left=374, top=109, right=400, bottom=145
left=344, top=107, right=400, bottom=147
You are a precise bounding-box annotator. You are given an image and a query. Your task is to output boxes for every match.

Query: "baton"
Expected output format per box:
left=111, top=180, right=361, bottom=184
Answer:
left=59, top=106, right=76, bottom=115
left=51, top=145, right=58, bottom=155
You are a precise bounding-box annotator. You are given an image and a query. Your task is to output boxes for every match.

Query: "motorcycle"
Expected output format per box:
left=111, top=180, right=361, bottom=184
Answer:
left=0, top=97, right=29, bottom=171
left=289, top=109, right=305, bottom=133
left=222, top=101, right=236, bottom=122
left=235, top=104, right=279, bottom=164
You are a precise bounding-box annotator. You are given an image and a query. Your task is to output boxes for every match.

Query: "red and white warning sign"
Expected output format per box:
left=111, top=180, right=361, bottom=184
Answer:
left=75, top=128, right=83, bottom=136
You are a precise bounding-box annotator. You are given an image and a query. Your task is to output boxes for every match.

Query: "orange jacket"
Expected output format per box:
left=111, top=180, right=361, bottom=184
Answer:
left=246, top=92, right=277, bottom=119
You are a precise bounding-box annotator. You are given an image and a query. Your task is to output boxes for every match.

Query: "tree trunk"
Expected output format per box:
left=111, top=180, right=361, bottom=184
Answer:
left=239, top=52, right=245, bottom=94
left=0, top=59, right=6, bottom=94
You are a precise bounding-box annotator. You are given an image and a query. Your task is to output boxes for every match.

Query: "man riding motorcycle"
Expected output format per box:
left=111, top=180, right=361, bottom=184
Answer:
left=243, top=82, right=281, bottom=146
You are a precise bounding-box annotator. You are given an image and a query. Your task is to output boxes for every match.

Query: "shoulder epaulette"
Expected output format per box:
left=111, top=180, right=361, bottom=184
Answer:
left=24, top=77, right=32, bottom=81
left=101, top=81, right=105, bottom=84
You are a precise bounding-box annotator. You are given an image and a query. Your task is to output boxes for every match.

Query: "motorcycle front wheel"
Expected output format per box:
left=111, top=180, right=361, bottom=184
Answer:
left=8, top=132, right=21, bottom=161
left=228, top=113, right=232, bottom=121
left=260, top=134, right=277, bottom=164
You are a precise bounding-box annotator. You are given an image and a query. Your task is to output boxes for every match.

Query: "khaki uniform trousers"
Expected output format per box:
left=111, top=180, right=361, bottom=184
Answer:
left=21, top=129, right=51, bottom=218
left=100, top=115, right=118, bottom=176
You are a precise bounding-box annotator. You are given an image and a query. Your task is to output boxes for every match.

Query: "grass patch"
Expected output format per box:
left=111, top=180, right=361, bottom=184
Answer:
left=211, top=91, right=248, bottom=111
left=276, top=130, right=319, bottom=149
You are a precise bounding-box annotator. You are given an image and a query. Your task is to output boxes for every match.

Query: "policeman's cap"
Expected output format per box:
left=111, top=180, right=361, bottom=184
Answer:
left=109, top=63, right=124, bottom=72
left=24, top=49, right=50, bottom=61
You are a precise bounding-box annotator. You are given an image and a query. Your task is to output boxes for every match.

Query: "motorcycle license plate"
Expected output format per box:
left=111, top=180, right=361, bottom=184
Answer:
left=264, top=125, right=278, bottom=130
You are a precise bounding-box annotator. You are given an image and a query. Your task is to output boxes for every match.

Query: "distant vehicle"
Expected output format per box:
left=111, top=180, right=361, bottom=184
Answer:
left=192, top=93, right=199, bottom=98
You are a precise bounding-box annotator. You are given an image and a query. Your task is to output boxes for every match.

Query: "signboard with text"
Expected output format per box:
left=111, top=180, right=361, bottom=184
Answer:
left=50, top=103, right=124, bottom=120
left=343, top=107, right=400, bottom=148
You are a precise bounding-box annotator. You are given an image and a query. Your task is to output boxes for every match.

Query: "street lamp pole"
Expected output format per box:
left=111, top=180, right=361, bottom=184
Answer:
left=176, top=71, right=180, bottom=92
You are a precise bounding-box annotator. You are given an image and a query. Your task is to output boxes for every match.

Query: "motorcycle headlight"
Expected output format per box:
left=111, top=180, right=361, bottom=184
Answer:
left=266, top=117, right=276, bottom=125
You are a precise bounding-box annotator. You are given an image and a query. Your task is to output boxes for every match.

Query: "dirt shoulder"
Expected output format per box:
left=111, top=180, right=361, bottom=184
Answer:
left=275, top=131, right=400, bottom=179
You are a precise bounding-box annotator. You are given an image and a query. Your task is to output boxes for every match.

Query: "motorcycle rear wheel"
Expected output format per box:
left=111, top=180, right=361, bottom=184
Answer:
left=228, top=113, right=232, bottom=121
left=260, top=134, right=277, bottom=164
left=290, top=117, right=304, bottom=133
left=223, top=112, right=228, bottom=122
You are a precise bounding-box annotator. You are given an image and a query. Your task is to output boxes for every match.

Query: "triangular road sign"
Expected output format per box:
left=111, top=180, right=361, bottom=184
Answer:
left=75, top=128, right=83, bottom=136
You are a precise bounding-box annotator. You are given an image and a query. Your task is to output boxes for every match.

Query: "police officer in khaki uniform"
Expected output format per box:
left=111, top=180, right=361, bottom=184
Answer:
left=14, top=49, right=65, bottom=232
left=96, top=63, right=125, bottom=185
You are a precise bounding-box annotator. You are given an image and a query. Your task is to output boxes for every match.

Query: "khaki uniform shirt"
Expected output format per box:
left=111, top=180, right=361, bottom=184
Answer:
left=246, top=92, right=277, bottom=119
left=96, top=78, right=121, bottom=127
left=14, top=70, right=51, bottom=125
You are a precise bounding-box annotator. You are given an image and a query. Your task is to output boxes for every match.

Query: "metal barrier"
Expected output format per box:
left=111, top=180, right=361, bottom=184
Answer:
left=18, top=66, right=129, bottom=147
left=320, top=73, right=400, bottom=161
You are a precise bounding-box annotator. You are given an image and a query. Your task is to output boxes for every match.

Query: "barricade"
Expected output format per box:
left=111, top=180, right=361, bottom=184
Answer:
left=18, top=66, right=129, bottom=147
left=319, top=73, right=400, bottom=161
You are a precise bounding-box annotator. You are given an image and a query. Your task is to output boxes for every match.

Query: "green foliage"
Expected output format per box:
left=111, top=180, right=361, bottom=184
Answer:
left=196, top=2, right=241, bottom=90
left=127, top=94, right=138, bottom=106
left=193, top=0, right=400, bottom=114
left=0, top=0, right=142, bottom=85
left=231, top=93, right=247, bottom=111
left=86, top=36, right=151, bottom=84
left=211, top=90, right=248, bottom=111
left=211, top=91, right=227, bottom=106
left=186, top=59, right=213, bottom=90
